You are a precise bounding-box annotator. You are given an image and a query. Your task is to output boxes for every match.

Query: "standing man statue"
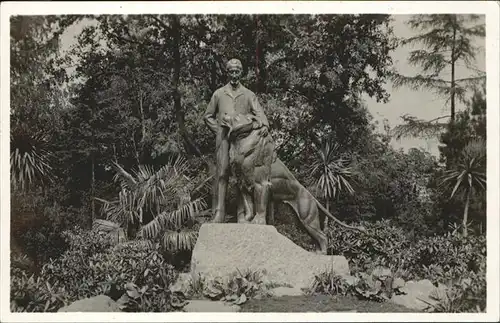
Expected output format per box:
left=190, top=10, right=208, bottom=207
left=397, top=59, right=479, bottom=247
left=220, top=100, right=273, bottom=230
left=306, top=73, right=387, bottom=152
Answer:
left=203, top=58, right=270, bottom=223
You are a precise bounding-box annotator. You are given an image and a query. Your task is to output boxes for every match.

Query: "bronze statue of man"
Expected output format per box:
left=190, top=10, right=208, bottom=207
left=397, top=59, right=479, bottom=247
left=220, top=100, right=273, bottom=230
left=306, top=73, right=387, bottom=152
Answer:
left=203, top=58, right=270, bottom=223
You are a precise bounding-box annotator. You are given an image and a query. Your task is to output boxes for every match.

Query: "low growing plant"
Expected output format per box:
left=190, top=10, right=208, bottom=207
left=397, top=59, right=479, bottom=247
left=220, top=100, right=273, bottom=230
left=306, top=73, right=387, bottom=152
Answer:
left=187, top=273, right=207, bottom=299
left=10, top=266, right=69, bottom=312
left=307, top=271, right=350, bottom=296
left=202, top=269, right=266, bottom=305
left=423, top=269, right=486, bottom=313
left=352, top=271, right=394, bottom=302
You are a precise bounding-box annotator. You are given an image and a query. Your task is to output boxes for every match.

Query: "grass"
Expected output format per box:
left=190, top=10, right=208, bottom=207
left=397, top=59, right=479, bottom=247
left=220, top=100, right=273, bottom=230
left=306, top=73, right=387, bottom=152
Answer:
left=240, top=294, right=418, bottom=313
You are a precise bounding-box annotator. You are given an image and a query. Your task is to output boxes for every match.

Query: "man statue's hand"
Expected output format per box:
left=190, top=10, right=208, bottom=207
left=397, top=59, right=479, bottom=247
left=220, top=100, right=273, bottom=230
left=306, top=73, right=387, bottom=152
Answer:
left=252, top=118, right=261, bottom=128
left=260, top=126, right=269, bottom=137
left=251, top=117, right=268, bottom=136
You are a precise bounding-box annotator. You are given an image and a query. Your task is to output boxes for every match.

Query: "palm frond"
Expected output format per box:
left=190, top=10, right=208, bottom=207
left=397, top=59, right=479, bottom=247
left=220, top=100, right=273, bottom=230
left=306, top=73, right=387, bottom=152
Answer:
left=106, top=155, right=194, bottom=225
left=140, top=197, right=206, bottom=240
left=162, top=229, right=198, bottom=251
left=98, top=155, right=209, bottom=250
left=112, top=162, right=137, bottom=190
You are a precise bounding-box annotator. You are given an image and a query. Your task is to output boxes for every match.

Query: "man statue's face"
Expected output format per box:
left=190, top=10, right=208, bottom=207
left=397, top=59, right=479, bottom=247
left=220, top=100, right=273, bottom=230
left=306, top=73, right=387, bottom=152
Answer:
left=228, top=67, right=242, bottom=86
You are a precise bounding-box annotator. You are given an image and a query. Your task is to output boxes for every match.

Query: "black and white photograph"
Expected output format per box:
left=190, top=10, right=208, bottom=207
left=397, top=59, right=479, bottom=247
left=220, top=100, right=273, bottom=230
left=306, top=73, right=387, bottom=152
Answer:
left=1, top=1, right=499, bottom=322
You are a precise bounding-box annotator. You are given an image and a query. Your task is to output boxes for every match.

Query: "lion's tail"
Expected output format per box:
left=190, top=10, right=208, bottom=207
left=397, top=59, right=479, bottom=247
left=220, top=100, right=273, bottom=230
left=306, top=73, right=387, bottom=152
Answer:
left=315, top=199, right=366, bottom=232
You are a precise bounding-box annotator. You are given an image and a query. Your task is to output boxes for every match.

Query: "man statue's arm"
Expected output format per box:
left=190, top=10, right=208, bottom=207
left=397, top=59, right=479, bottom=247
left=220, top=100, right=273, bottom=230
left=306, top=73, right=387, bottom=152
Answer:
left=204, top=92, right=219, bottom=134
left=249, top=94, right=269, bottom=129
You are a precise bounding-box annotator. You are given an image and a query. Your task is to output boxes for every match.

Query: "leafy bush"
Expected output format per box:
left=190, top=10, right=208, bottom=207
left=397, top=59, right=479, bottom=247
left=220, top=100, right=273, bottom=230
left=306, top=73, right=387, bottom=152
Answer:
left=327, top=220, right=485, bottom=280
left=324, top=220, right=486, bottom=311
left=327, top=220, right=414, bottom=275
left=402, top=231, right=486, bottom=283
left=10, top=189, right=88, bottom=268
left=118, top=282, right=187, bottom=312
left=10, top=266, right=69, bottom=312
left=424, top=273, right=486, bottom=313
left=404, top=232, right=486, bottom=313
left=60, top=227, right=115, bottom=258
left=11, top=228, right=181, bottom=312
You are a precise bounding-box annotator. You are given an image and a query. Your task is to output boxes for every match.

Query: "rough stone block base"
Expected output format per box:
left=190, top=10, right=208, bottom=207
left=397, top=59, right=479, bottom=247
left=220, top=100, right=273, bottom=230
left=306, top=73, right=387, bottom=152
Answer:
left=190, top=223, right=349, bottom=290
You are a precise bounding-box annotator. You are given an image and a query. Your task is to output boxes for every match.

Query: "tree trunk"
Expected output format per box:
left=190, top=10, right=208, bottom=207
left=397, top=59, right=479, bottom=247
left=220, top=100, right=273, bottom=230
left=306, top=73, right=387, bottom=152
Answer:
left=139, top=91, right=146, bottom=146
left=255, top=15, right=267, bottom=93
left=91, top=153, right=95, bottom=227
left=171, top=16, right=203, bottom=158
left=324, top=200, right=330, bottom=229
left=210, top=56, right=217, bottom=93
left=462, top=189, right=470, bottom=237
left=450, top=22, right=457, bottom=123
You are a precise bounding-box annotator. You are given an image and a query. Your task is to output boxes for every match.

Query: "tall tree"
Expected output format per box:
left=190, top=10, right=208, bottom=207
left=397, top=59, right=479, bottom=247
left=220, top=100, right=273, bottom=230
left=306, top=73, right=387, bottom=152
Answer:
left=59, top=14, right=398, bottom=223
left=260, top=14, right=397, bottom=167
left=433, top=86, right=487, bottom=235
left=392, top=14, right=485, bottom=139
left=10, top=15, right=80, bottom=191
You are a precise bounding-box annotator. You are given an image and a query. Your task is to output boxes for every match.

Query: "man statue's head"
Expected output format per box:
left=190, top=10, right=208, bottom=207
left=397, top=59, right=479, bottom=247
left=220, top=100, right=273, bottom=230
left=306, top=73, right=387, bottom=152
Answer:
left=226, top=58, right=243, bottom=87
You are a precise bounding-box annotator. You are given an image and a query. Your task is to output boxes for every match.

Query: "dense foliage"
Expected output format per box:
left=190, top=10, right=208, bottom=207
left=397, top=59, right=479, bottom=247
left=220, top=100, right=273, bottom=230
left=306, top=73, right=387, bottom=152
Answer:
left=10, top=13, right=487, bottom=313
left=312, top=221, right=486, bottom=312
left=11, top=228, right=180, bottom=312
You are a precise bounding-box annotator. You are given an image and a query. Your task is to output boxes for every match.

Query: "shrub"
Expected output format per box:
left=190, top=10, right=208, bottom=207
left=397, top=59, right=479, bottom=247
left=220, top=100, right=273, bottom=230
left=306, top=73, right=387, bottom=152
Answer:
left=425, top=272, right=486, bottom=313
left=11, top=228, right=180, bottom=312
left=10, top=265, right=69, bottom=312
left=327, top=219, right=414, bottom=275
left=402, top=231, right=486, bottom=283
left=11, top=186, right=90, bottom=270
left=327, top=220, right=485, bottom=280
left=324, top=220, right=486, bottom=312
left=60, top=227, right=115, bottom=257
left=351, top=273, right=389, bottom=302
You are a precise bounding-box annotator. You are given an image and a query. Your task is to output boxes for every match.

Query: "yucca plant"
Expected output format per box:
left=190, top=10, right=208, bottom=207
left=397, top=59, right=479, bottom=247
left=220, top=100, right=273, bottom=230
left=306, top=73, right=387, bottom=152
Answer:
left=309, top=139, right=355, bottom=228
left=10, top=123, right=54, bottom=192
left=440, top=138, right=486, bottom=237
left=97, top=155, right=209, bottom=252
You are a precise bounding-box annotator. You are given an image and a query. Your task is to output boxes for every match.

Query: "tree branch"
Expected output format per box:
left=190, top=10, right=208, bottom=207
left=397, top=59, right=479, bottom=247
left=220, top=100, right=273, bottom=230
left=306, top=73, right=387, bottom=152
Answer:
left=392, top=114, right=450, bottom=140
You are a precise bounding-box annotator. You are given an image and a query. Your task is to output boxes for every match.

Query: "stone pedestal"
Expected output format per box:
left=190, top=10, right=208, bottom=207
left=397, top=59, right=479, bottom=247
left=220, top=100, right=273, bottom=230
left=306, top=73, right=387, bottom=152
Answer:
left=190, top=223, right=349, bottom=290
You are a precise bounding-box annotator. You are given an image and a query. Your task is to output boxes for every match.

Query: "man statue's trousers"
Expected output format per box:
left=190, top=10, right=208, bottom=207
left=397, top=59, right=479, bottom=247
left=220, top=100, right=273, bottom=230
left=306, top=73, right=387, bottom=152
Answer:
left=212, top=129, right=230, bottom=223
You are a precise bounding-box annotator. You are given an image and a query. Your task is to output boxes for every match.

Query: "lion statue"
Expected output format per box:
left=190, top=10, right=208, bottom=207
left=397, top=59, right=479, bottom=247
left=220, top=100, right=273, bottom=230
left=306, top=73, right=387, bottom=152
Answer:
left=221, top=113, right=275, bottom=225
left=220, top=113, right=365, bottom=255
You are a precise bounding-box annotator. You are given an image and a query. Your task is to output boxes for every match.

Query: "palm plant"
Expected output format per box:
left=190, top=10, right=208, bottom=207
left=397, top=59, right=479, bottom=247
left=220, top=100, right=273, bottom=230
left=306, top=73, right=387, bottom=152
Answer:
left=97, top=155, right=210, bottom=252
left=309, top=139, right=355, bottom=228
left=440, top=138, right=486, bottom=237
